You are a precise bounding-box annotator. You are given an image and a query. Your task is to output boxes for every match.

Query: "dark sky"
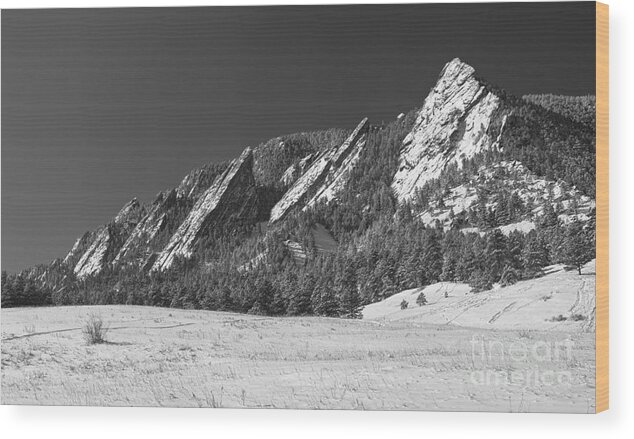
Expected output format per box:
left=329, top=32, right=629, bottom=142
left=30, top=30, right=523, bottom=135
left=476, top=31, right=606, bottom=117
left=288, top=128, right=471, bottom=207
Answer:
left=1, top=2, right=596, bottom=272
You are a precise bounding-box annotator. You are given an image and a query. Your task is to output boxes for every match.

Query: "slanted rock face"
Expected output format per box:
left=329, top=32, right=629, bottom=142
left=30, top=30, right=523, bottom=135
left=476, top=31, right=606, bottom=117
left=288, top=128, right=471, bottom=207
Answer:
left=391, top=58, right=508, bottom=201
left=280, top=152, right=315, bottom=187
left=73, top=198, right=145, bottom=279
left=112, top=191, right=173, bottom=269
left=114, top=163, right=225, bottom=270
left=63, top=230, right=97, bottom=266
left=151, top=147, right=259, bottom=271
left=176, top=163, right=224, bottom=200
left=270, top=118, right=369, bottom=223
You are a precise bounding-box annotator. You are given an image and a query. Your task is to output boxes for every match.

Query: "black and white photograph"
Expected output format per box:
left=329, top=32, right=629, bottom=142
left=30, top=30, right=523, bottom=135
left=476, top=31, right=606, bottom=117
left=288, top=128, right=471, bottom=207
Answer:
left=1, top=1, right=605, bottom=413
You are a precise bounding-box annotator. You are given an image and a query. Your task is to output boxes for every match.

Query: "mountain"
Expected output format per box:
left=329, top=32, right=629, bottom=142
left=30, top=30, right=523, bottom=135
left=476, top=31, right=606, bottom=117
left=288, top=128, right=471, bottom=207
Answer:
left=392, top=58, right=509, bottom=201
left=4, top=58, right=597, bottom=317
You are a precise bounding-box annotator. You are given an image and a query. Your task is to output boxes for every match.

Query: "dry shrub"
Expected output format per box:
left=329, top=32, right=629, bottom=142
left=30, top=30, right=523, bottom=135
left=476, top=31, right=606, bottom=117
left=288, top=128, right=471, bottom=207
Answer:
left=82, top=313, right=109, bottom=344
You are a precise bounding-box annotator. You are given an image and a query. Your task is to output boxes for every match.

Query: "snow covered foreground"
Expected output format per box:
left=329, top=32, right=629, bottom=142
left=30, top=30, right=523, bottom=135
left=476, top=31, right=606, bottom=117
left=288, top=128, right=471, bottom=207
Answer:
left=363, top=260, right=596, bottom=332
left=2, top=262, right=596, bottom=411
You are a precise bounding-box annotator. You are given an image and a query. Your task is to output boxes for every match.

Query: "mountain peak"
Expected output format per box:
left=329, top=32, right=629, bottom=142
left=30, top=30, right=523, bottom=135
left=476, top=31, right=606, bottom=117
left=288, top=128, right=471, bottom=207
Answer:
left=440, top=57, right=475, bottom=78
left=391, top=59, right=507, bottom=201
left=114, top=198, right=144, bottom=225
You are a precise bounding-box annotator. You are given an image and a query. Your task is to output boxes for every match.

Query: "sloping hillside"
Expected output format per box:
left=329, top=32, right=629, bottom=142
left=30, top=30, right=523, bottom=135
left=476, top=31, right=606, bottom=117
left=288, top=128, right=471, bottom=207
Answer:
left=363, top=260, right=595, bottom=332
left=415, top=160, right=594, bottom=232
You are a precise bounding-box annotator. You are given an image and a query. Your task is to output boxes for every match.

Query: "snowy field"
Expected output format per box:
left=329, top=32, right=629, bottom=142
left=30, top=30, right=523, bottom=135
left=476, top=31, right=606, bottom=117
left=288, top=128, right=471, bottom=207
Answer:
left=1, top=263, right=595, bottom=412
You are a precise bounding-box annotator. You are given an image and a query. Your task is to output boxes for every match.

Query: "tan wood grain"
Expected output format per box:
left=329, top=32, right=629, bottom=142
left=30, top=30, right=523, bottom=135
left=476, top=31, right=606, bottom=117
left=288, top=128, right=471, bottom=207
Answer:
left=595, top=1, right=609, bottom=414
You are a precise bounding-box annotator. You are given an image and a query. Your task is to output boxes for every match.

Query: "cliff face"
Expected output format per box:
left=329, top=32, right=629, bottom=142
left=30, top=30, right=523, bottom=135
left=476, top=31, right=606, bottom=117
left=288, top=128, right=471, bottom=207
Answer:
left=112, top=163, right=224, bottom=271
left=111, top=191, right=174, bottom=270
left=391, top=58, right=509, bottom=201
left=151, top=147, right=259, bottom=271
left=176, top=163, right=226, bottom=200
left=270, top=118, right=369, bottom=223
left=63, top=230, right=97, bottom=267
left=73, top=198, right=145, bottom=279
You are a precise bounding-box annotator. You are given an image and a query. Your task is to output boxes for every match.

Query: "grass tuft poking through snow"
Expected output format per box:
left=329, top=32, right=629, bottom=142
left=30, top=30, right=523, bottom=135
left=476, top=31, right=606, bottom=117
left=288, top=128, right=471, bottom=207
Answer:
left=82, top=313, right=109, bottom=345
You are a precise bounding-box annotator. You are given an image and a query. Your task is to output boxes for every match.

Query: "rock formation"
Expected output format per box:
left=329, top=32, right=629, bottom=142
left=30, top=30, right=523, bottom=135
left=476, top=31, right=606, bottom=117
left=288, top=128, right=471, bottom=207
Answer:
left=111, top=191, right=173, bottom=269
left=151, top=147, right=259, bottom=271
left=112, top=163, right=223, bottom=270
left=270, top=118, right=369, bottom=223
left=63, top=230, right=97, bottom=266
left=73, top=198, right=145, bottom=279
left=391, top=58, right=508, bottom=201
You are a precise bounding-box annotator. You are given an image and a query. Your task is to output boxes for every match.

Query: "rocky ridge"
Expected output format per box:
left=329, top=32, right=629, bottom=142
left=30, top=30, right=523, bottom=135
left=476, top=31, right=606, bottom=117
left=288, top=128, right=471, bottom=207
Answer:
left=37, top=58, right=595, bottom=285
left=112, top=163, right=225, bottom=271
left=270, top=118, right=369, bottom=223
left=73, top=198, right=146, bottom=279
left=151, top=147, right=259, bottom=271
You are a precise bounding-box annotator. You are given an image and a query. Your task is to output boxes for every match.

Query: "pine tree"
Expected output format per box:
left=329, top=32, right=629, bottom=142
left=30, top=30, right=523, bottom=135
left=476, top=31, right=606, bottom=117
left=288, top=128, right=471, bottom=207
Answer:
left=469, top=269, right=492, bottom=293
left=440, top=231, right=462, bottom=282
left=416, top=291, right=428, bottom=306
left=484, top=229, right=509, bottom=284
left=12, top=276, right=26, bottom=307
left=421, top=231, right=443, bottom=283
left=380, top=268, right=398, bottom=301
left=250, top=277, right=275, bottom=315
left=289, top=269, right=314, bottom=315
left=313, top=278, right=339, bottom=317
left=558, top=220, right=595, bottom=275
left=1, top=271, right=15, bottom=308
left=456, top=234, right=483, bottom=282
left=541, top=201, right=559, bottom=228
left=521, top=231, right=550, bottom=278
left=337, top=263, right=361, bottom=318
left=506, top=231, right=525, bottom=272
left=397, top=247, right=423, bottom=289
left=218, top=286, right=234, bottom=311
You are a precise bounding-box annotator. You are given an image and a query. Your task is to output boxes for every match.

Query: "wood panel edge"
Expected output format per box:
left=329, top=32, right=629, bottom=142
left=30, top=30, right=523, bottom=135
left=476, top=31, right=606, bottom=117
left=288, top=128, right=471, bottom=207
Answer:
left=595, top=0, right=609, bottom=414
